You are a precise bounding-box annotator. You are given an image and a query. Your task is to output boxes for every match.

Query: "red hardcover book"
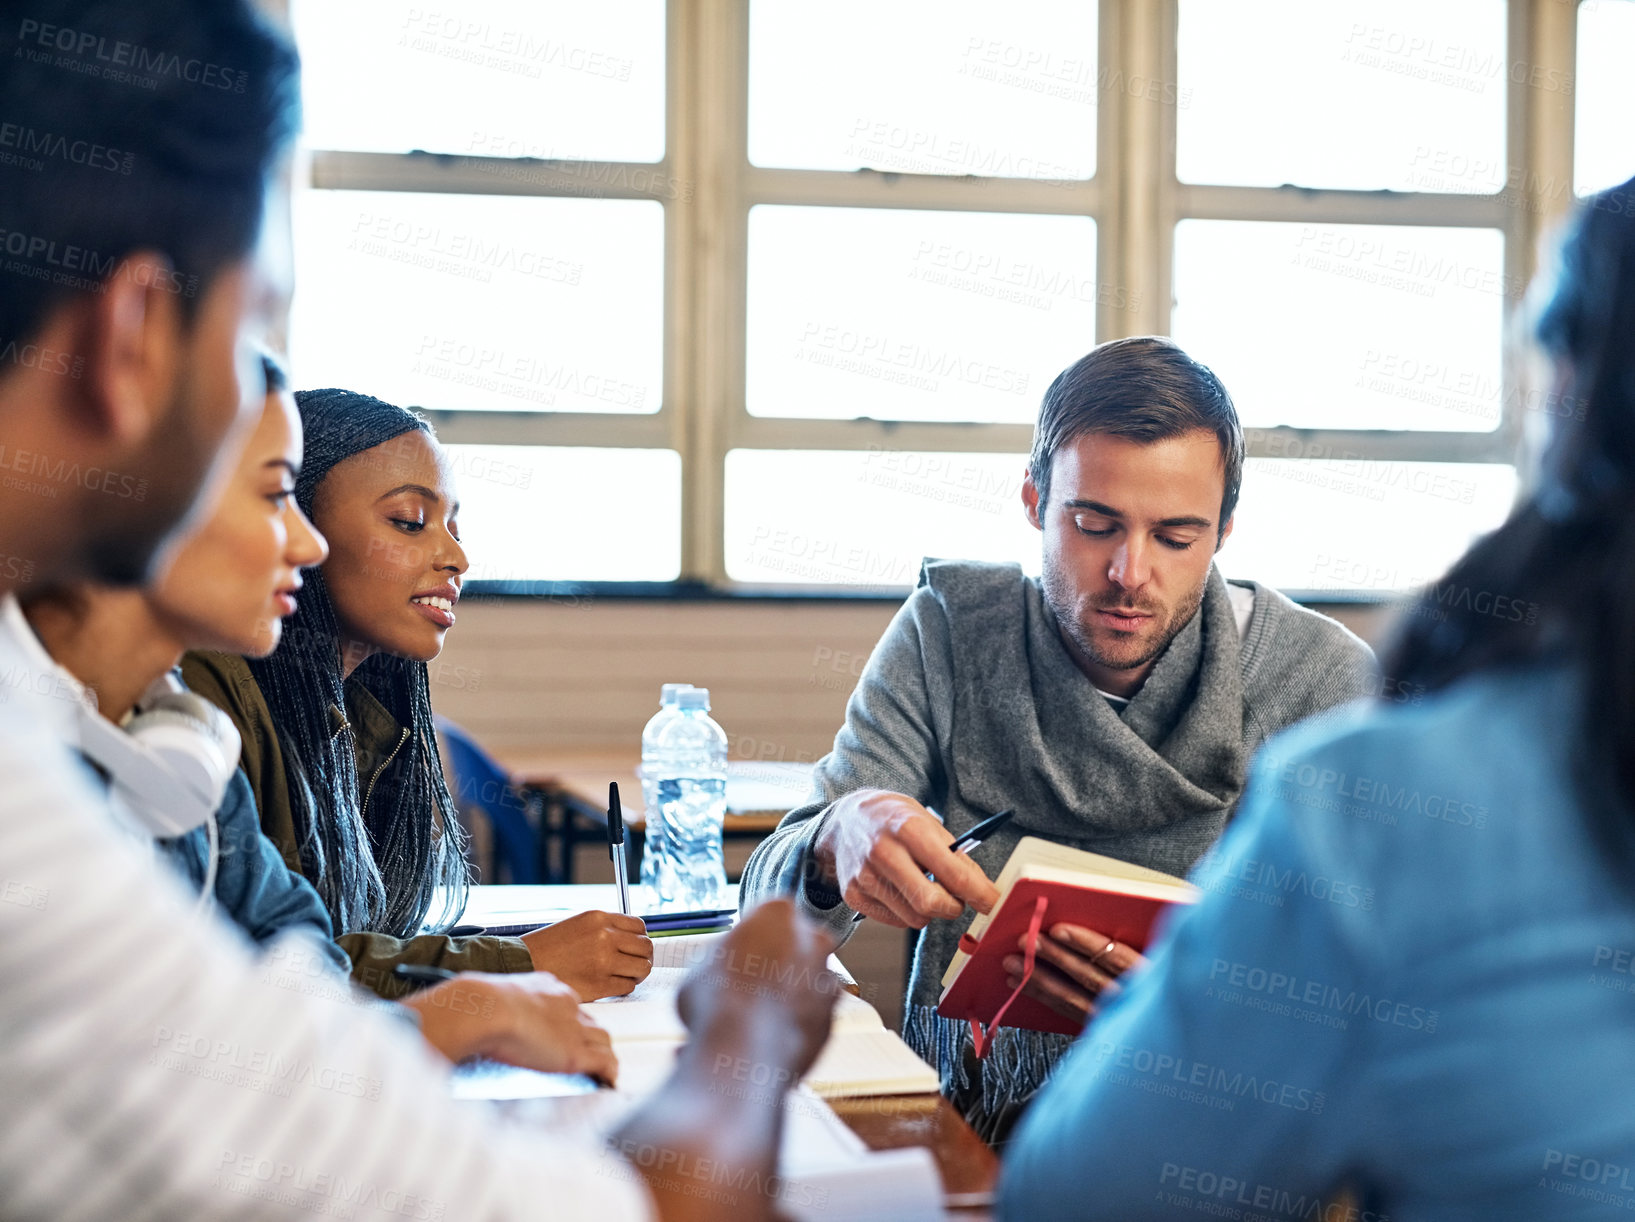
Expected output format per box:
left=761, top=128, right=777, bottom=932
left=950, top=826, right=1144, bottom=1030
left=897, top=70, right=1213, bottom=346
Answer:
left=937, top=836, right=1199, bottom=1042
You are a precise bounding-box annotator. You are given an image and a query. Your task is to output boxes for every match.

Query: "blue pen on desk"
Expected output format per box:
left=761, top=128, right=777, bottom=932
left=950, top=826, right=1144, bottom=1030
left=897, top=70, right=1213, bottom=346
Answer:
left=608, top=781, right=632, bottom=916
left=851, top=808, right=1014, bottom=925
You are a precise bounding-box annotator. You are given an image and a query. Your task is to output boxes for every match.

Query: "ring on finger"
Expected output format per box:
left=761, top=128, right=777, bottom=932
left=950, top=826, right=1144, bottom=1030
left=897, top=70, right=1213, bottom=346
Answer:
left=1090, top=938, right=1117, bottom=968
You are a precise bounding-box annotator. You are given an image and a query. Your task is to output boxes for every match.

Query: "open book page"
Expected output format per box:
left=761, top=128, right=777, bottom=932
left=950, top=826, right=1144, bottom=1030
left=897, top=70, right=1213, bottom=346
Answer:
left=466, top=928, right=935, bottom=1100
left=790, top=1149, right=943, bottom=1222
left=580, top=996, right=687, bottom=1042
left=453, top=932, right=947, bottom=1219
left=574, top=987, right=924, bottom=1097
left=468, top=1077, right=943, bottom=1221
left=652, top=932, right=729, bottom=970
left=804, top=1027, right=941, bottom=1098
left=584, top=977, right=886, bottom=1041
left=589, top=932, right=729, bottom=1006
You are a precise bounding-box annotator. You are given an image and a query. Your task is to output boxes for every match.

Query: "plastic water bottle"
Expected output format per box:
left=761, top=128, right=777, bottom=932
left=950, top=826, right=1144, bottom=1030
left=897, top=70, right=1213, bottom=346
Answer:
left=639, top=683, right=691, bottom=898
left=652, top=687, right=728, bottom=909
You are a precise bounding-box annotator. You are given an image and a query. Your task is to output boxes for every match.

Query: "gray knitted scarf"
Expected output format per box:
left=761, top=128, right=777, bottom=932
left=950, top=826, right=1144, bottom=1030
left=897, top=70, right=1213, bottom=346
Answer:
left=905, top=565, right=1246, bottom=1143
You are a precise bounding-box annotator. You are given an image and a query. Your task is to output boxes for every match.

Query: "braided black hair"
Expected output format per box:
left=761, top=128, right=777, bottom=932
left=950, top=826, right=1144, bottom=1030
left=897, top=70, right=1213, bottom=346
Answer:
left=249, top=388, right=469, bottom=937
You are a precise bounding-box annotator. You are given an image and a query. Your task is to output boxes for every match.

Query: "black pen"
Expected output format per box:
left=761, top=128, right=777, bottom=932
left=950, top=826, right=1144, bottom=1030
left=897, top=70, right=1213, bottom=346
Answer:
left=851, top=809, right=1015, bottom=924
left=946, top=809, right=1015, bottom=858
left=608, top=781, right=631, bottom=916
left=393, top=963, right=457, bottom=987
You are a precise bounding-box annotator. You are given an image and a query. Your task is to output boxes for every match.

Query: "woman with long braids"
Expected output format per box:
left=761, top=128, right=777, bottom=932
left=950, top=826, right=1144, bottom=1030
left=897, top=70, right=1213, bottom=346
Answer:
left=184, top=387, right=652, bottom=1000
left=1000, top=177, right=1635, bottom=1217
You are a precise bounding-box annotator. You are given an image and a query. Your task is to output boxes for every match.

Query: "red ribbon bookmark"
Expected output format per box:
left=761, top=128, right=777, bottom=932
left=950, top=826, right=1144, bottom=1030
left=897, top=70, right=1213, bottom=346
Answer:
left=968, top=895, right=1049, bottom=1059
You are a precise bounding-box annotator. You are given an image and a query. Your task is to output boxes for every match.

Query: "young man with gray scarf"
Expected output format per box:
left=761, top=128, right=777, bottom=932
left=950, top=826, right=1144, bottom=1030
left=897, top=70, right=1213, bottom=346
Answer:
left=739, top=335, right=1378, bottom=1143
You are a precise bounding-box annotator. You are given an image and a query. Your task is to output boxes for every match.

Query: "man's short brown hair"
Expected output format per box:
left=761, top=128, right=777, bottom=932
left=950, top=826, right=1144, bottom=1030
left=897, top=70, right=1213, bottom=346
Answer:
left=1029, top=336, right=1244, bottom=535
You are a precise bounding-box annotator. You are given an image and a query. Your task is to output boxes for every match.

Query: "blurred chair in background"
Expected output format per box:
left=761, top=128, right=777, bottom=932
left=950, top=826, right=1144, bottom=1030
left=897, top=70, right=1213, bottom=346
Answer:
left=436, top=716, right=552, bottom=884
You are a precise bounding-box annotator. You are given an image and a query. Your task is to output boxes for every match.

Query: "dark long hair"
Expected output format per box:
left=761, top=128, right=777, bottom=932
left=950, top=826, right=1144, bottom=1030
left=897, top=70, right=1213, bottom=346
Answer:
left=249, top=389, right=469, bottom=937
left=1385, top=176, right=1635, bottom=870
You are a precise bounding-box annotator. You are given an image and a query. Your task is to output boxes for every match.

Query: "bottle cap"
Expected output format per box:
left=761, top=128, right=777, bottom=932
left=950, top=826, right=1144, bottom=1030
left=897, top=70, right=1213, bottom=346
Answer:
left=660, top=683, right=692, bottom=705
left=677, top=688, right=710, bottom=710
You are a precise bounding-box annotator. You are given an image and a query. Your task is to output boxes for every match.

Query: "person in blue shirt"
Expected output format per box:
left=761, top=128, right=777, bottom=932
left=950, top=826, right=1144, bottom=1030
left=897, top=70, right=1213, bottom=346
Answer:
left=154, top=765, right=349, bottom=968
left=1000, top=175, right=1635, bottom=1221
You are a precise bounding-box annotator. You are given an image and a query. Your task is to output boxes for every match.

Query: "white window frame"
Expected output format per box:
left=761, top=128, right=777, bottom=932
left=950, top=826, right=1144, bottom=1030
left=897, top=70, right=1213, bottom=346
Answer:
left=298, top=0, right=1583, bottom=591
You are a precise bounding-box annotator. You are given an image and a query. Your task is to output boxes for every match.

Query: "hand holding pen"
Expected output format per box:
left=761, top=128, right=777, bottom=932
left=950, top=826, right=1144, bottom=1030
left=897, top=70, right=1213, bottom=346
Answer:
left=842, top=805, right=1014, bottom=927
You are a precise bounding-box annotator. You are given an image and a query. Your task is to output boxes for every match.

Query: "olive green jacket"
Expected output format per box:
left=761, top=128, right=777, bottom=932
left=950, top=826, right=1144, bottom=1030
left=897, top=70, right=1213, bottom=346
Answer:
left=181, top=651, right=532, bottom=998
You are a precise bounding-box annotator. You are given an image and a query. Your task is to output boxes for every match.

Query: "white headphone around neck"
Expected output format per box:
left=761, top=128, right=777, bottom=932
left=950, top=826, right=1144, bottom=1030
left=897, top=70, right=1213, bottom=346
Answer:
left=75, top=676, right=242, bottom=839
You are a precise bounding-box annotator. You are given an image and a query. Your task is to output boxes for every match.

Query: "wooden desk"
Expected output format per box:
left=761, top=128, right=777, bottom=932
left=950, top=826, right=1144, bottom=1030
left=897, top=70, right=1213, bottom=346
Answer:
left=831, top=1094, right=997, bottom=1214
left=453, top=885, right=997, bottom=1216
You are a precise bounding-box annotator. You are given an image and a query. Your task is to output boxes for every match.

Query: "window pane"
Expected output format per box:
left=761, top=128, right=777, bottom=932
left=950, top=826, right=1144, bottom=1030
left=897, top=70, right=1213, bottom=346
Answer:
left=292, top=0, right=664, bottom=161
left=1177, top=0, right=1505, bottom=192
left=724, top=450, right=1037, bottom=587
left=447, top=446, right=680, bottom=582
left=747, top=207, right=1099, bottom=423
left=726, top=451, right=1513, bottom=595
left=1172, top=221, right=1507, bottom=431
left=1218, top=460, right=1516, bottom=592
left=1575, top=0, right=1635, bottom=195
left=749, top=0, right=1096, bottom=179
left=290, top=191, right=662, bottom=414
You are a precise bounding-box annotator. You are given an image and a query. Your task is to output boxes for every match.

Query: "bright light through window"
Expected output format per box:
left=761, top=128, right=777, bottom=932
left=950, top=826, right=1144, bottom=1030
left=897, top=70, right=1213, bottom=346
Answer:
left=1173, top=220, right=1507, bottom=431
left=292, top=0, right=665, bottom=162
left=1178, top=0, right=1506, bottom=192
left=1574, top=0, right=1635, bottom=196
left=280, top=1, right=1599, bottom=596
left=747, top=206, right=1097, bottom=423
left=446, top=445, right=680, bottom=582
left=749, top=0, right=1097, bottom=179
left=724, top=452, right=1517, bottom=594
left=724, top=449, right=1038, bottom=587
left=289, top=191, right=663, bottom=415
left=1218, top=460, right=1517, bottom=593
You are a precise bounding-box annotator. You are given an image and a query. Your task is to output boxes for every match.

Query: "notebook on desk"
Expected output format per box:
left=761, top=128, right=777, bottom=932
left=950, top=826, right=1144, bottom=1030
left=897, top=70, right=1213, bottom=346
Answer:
left=463, top=933, right=938, bottom=1099
left=469, top=1082, right=943, bottom=1222
left=586, top=986, right=938, bottom=1098
left=452, top=931, right=946, bottom=1221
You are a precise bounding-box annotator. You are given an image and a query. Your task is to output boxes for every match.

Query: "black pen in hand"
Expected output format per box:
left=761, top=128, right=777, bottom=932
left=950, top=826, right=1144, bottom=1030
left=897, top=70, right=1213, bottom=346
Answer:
left=851, top=808, right=1014, bottom=925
